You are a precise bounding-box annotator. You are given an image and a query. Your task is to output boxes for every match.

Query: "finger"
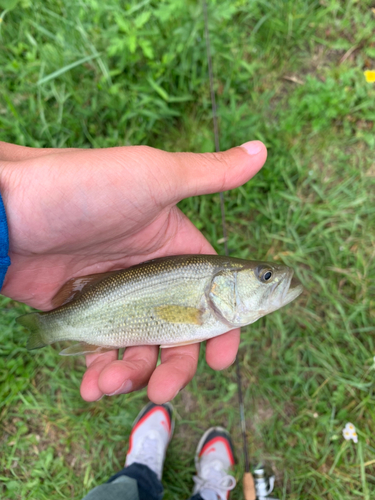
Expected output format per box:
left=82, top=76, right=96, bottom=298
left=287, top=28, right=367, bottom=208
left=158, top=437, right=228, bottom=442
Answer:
left=157, top=140, right=267, bottom=203
left=97, top=345, right=159, bottom=396
left=147, top=343, right=200, bottom=404
left=205, top=329, right=241, bottom=370
left=96, top=141, right=266, bottom=207
left=80, top=350, right=118, bottom=401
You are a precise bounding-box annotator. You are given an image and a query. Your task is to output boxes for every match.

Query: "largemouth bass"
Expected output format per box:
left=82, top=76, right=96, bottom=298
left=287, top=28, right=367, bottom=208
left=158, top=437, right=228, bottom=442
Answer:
left=16, top=255, right=303, bottom=356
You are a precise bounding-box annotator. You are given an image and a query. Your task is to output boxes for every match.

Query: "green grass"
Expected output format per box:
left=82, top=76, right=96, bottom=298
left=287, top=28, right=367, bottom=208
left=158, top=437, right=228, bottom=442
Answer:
left=1, top=0, right=375, bottom=498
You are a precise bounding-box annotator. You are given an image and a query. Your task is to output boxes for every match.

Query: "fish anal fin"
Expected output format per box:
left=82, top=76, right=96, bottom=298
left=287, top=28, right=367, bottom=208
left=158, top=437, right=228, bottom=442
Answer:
left=51, top=271, right=122, bottom=308
left=156, top=305, right=203, bottom=325
left=59, top=342, right=116, bottom=356
left=160, top=338, right=208, bottom=348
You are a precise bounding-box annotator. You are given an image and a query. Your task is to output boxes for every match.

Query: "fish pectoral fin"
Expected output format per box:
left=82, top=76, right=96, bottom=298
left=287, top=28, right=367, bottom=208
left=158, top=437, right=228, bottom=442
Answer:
left=59, top=342, right=116, bottom=356
left=160, top=338, right=208, bottom=348
left=155, top=305, right=203, bottom=325
left=51, top=270, right=123, bottom=308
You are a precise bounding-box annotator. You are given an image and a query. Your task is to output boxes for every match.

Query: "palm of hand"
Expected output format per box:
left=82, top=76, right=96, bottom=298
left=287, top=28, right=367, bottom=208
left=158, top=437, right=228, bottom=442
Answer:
left=0, top=141, right=266, bottom=403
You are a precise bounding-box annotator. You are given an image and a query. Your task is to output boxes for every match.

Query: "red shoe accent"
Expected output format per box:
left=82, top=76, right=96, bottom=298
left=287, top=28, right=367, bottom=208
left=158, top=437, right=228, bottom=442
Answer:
left=199, top=437, right=235, bottom=466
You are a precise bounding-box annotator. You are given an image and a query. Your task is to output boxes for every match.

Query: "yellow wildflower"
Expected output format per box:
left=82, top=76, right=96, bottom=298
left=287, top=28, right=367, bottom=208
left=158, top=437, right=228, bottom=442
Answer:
left=364, top=70, right=375, bottom=83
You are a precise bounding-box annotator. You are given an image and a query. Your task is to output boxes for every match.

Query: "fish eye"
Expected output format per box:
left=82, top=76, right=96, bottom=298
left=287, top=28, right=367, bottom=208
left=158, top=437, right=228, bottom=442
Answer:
left=263, top=271, right=272, bottom=281
left=257, top=266, right=274, bottom=283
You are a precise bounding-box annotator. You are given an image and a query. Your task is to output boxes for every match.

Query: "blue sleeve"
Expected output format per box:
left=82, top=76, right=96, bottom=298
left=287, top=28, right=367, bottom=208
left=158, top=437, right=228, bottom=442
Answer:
left=0, top=193, right=11, bottom=290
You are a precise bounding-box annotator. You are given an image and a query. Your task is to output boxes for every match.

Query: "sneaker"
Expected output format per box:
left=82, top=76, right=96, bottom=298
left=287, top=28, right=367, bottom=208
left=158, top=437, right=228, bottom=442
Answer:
left=125, top=402, right=174, bottom=480
left=192, top=426, right=236, bottom=500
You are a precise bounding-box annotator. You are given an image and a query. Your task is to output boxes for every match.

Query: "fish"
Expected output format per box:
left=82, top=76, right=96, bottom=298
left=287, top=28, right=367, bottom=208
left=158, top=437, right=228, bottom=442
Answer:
left=16, top=254, right=303, bottom=356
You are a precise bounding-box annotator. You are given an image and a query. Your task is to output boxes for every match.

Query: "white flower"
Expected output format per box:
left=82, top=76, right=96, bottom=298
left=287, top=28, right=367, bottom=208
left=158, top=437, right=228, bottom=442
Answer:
left=343, top=423, right=358, bottom=443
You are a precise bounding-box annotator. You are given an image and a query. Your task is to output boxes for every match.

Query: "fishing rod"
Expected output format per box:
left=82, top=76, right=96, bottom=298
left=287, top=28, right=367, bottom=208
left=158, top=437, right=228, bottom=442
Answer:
left=202, top=2, right=279, bottom=499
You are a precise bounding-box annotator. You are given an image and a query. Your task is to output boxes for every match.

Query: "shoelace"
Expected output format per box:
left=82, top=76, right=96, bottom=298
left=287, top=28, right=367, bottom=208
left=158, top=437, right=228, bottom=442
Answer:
left=193, top=461, right=236, bottom=500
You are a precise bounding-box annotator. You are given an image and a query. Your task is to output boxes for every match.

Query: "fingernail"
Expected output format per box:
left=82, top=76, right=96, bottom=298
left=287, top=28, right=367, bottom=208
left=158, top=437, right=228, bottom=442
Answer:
left=106, top=380, right=133, bottom=396
left=240, top=140, right=263, bottom=155
left=96, top=394, right=105, bottom=401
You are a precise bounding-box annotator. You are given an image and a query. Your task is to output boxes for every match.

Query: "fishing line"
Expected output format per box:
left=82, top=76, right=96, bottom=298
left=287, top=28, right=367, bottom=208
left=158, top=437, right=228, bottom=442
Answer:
left=202, top=2, right=255, bottom=498
left=202, top=7, right=280, bottom=498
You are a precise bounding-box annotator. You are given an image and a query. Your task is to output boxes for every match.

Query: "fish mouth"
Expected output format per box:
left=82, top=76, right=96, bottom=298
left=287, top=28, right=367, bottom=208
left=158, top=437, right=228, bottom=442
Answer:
left=282, top=275, right=303, bottom=306
left=270, top=269, right=302, bottom=310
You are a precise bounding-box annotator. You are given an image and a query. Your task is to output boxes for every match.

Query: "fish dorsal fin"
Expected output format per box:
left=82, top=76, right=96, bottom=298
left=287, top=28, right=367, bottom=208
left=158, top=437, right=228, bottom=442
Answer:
left=51, top=271, right=122, bottom=308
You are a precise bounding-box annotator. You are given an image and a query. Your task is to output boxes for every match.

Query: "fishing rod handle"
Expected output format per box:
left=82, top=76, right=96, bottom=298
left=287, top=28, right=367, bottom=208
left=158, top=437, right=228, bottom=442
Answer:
left=243, top=471, right=256, bottom=500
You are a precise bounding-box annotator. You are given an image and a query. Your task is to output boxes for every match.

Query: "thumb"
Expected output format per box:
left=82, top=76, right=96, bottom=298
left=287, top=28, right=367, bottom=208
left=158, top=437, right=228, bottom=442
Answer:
left=166, top=140, right=267, bottom=202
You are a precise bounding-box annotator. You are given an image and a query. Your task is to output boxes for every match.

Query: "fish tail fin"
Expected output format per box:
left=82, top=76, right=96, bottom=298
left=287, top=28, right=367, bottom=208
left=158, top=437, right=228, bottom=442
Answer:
left=16, top=313, right=48, bottom=350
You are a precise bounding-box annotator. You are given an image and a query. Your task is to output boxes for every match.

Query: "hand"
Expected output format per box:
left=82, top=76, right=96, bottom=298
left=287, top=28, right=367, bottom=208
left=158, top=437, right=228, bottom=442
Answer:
left=0, top=140, right=267, bottom=402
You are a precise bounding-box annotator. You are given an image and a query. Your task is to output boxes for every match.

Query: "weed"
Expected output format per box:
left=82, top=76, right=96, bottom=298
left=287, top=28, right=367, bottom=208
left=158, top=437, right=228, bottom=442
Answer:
left=0, top=1, right=374, bottom=499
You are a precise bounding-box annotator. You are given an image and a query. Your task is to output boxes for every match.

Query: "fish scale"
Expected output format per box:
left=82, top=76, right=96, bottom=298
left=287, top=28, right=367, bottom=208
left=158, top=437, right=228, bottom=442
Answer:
left=17, top=254, right=303, bottom=356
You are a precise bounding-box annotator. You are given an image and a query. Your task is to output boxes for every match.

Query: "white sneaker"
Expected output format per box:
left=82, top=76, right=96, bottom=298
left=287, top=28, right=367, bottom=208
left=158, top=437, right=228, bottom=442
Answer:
left=125, top=402, right=174, bottom=480
left=193, top=427, right=236, bottom=500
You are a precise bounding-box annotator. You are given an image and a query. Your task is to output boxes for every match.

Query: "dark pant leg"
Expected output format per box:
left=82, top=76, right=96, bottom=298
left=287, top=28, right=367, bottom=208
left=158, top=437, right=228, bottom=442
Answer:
left=108, top=463, right=164, bottom=500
